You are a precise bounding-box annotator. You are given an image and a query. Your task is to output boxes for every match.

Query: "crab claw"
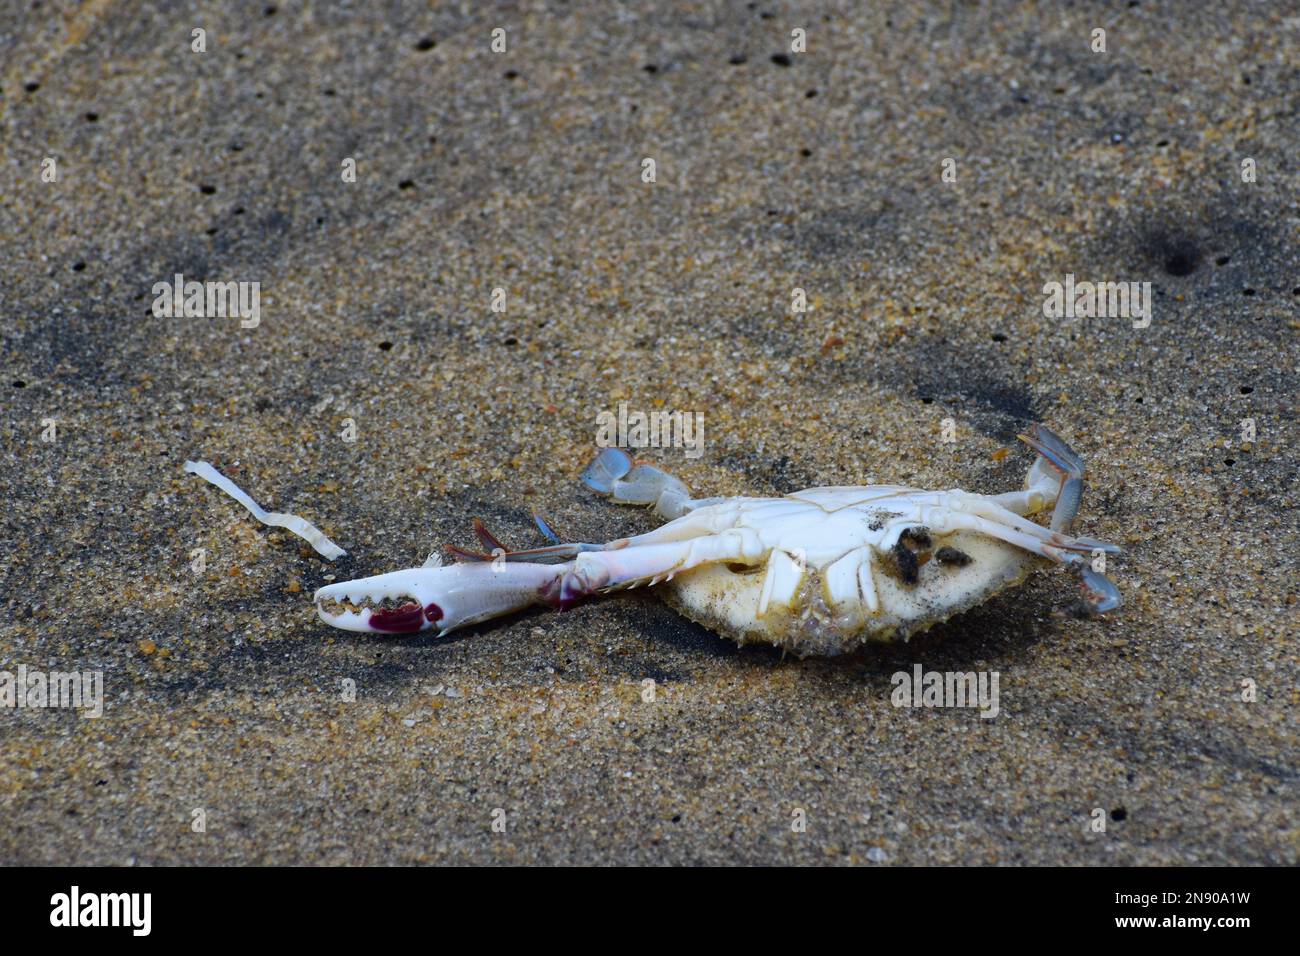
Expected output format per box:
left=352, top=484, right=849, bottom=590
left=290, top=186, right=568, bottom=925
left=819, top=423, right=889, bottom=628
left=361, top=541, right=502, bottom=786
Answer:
left=314, top=568, right=449, bottom=634
left=314, top=561, right=567, bottom=636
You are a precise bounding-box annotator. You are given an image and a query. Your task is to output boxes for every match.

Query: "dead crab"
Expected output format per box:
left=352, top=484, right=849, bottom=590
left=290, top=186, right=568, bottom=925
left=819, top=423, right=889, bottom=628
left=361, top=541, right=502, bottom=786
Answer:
left=315, top=425, right=1121, bottom=655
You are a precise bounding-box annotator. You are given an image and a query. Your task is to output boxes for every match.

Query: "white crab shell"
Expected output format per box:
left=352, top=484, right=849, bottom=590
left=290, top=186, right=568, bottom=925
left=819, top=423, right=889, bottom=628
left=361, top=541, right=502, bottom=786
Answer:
left=649, top=488, right=1042, bottom=655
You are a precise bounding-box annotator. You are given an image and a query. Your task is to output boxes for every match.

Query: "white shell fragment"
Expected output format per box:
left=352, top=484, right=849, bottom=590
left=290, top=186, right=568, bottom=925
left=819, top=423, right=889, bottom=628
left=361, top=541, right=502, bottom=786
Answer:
left=184, top=460, right=346, bottom=560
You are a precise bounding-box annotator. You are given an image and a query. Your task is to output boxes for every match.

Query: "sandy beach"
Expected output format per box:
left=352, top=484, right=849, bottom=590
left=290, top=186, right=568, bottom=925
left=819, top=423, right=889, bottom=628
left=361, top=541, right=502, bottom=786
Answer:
left=0, top=1, right=1295, bottom=864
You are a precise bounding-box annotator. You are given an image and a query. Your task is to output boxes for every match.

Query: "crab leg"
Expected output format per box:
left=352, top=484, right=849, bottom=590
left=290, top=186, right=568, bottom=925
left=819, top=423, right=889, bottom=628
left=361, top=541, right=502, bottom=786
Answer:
left=446, top=516, right=605, bottom=564
left=558, top=528, right=764, bottom=602
left=1072, top=562, right=1123, bottom=614
left=314, top=528, right=765, bottom=636
left=936, top=493, right=1120, bottom=556
left=1015, top=424, right=1085, bottom=532
left=581, top=448, right=720, bottom=519
left=987, top=424, right=1084, bottom=527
